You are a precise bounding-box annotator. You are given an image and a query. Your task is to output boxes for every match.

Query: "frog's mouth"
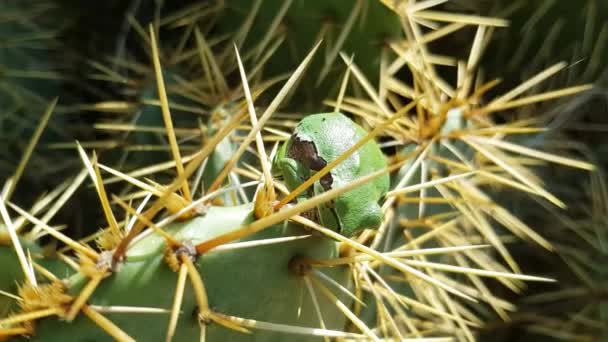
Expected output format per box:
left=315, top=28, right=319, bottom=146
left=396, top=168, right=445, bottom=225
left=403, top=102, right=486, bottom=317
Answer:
left=287, top=134, right=334, bottom=190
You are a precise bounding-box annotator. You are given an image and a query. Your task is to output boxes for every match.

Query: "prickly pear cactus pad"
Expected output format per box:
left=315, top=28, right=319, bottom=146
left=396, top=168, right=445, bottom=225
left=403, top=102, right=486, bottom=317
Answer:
left=0, top=1, right=605, bottom=342
left=18, top=205, right=350, bottom=342
left=0, top=1, right=75, bottom=192
left=214, top=0, right=402, bottom=104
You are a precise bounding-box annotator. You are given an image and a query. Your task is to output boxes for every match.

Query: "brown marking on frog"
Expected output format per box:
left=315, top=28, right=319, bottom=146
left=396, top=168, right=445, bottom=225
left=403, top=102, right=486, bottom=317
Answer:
left=287, top=134, right=334, bottom=191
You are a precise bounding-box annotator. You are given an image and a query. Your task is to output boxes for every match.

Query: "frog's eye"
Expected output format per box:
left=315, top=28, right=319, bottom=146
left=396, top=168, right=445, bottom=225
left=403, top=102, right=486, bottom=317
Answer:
left=287, top=135, right=333, bottom=190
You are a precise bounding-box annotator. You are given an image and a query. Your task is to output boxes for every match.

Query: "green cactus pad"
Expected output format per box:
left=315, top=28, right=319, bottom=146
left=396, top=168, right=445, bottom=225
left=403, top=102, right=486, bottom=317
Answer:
left=20, top=204, right=350, bottom=341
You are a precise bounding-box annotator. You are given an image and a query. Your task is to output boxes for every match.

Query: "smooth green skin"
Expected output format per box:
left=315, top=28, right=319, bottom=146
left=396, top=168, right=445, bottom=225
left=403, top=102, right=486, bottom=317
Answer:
left=273, top=113, right=389, bottom=237
left=20, top=205, right=349, bottom=341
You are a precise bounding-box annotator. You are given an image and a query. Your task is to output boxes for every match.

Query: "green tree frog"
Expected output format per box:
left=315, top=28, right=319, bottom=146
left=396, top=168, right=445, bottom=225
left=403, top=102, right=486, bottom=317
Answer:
left=272, top=112, right=389, bottom=237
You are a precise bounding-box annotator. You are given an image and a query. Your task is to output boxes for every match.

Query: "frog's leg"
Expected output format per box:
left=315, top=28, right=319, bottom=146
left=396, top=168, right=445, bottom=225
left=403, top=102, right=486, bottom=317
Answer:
left=334, top=185, right=383, bottom=237
left=312, top=181, right=341, bottom=234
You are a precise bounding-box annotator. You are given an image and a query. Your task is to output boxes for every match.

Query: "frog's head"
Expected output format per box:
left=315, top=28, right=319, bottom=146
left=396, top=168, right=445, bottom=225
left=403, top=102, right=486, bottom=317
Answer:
left=273, top=132, right=341, bottom=233
left=273, top=137, right=315, bottom=198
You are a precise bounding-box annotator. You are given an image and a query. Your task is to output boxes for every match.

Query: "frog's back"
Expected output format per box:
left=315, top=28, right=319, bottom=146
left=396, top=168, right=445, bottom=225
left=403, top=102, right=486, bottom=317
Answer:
left=294, top=113, right=357, bottom=162
left=296, top=112, right=387, bottom=185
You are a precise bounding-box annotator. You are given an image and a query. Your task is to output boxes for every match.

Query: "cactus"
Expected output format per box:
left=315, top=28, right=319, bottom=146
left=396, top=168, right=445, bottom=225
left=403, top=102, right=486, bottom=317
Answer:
left=447, top=2, right=608, bottom=339
left=210, top=0, right=403, bottom=110
left=477, top=146, right=608, bottom=341
left=451, top=0, right=608, bottom=88
left=0, top=2, right=62, bottom=184
left=9, top=205, right=350, bottom=341
left=0, top=1, right=603, bottom=341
